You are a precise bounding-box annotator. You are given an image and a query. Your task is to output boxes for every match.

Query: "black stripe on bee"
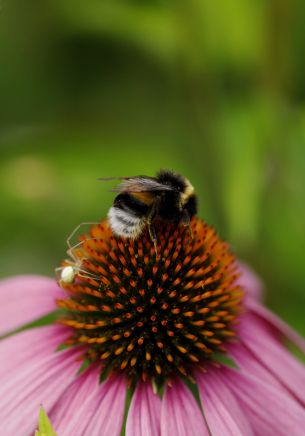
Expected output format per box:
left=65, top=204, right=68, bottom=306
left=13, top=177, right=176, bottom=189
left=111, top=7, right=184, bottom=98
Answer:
left=113, top=193, right=150, bottom=218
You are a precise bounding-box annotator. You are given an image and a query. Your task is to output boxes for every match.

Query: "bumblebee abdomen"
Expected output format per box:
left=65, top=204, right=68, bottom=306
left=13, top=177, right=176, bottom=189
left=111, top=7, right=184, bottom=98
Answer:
left=132, top=191, right=155, bottom=206
left=108, top=193, right=149, bottom=238
left=113, top=193, right=150, bottom=216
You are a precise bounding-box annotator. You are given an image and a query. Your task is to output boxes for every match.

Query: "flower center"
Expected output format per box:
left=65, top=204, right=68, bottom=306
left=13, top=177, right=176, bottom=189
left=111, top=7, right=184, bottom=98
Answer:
left=56, top=218, right=243, bottom=384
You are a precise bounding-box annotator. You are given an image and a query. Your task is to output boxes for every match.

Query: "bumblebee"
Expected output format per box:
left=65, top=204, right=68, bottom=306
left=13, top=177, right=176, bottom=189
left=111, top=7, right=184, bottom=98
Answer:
left=102, top=170, right=198, bottom=249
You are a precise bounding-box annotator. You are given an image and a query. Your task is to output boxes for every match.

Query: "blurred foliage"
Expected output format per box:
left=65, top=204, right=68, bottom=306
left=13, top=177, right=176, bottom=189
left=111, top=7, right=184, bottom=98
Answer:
left=0, top=0, right=305, bottom=333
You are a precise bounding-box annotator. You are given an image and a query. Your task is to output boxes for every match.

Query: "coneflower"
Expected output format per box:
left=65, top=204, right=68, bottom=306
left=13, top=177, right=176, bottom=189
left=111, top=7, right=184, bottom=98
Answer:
left=0, top=217, right=304, bottom=435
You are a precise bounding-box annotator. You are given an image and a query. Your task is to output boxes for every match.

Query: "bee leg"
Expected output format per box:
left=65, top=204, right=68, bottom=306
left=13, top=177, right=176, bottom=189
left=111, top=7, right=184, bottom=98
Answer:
left=181, top=210, right=193, bottom=240
left=147, top=201, right=159, bottom=254
left=148, top=222, right=158, bottom=255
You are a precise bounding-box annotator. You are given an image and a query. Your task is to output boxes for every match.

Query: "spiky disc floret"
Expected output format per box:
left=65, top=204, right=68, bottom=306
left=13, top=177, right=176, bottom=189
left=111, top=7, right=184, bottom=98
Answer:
left=57, top=218, right=243, bottom=384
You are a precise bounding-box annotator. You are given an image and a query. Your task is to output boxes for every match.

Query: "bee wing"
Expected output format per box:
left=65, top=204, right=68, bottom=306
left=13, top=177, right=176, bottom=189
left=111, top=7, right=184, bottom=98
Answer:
left=98, top=176, right=130, bottom=181
left=99, top=176, right=174, bottom=193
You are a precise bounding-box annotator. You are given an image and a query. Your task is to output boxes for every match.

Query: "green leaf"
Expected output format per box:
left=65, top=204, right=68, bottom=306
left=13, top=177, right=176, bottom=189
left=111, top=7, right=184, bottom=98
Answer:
left=35, top=406, right=57, bottom=436
left=213, top=353, right=238, bottom=368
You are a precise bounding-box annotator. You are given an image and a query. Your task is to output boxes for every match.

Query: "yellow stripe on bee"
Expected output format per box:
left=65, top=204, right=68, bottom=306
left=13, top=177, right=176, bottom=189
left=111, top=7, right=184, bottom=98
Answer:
left=132, top=191, right=155, bottom=205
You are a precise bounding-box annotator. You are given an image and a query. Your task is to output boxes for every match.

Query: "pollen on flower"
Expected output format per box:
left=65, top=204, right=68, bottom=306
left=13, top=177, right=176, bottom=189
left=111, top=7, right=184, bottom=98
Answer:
left=56, top=218, right=244, bottom=384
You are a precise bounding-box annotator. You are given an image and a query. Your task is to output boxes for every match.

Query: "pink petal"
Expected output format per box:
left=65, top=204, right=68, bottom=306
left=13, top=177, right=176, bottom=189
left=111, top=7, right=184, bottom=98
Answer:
left=246, top=297, right=305, bottom=353
left=126, top=381, right=161, bottom=436
left=83, top=375, right=126, bottom=436
left=228, top=342, right=283, bottom=390
left=49, top=368, right=126, bottom=436
left=0, top=275, right=64, bottom=336
left=0, top=326, right=81, bottom=435
left=0, top=324, right=67, bottom=378
left=161, top=378, right=209, bottom=436
left=49, top=367, right=100, bottom=432
left=239, top=313, right=305, bottom=405
left=196, top=368, right=254, bottom=436
left=237, top=262, right=264, bottom=301
left=52, top=369, right=126, bottom=436
left=219, top=367, right=305, bottom=436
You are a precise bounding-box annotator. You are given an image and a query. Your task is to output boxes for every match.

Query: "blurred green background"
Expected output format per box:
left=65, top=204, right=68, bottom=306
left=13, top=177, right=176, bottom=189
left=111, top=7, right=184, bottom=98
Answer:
left=1, top=1, right=305, bottom=334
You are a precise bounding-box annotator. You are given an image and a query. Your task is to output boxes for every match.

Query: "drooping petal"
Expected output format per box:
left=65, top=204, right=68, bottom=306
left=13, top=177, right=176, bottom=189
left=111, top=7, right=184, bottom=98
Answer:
left=228, top=342, right=284, bottom=390
left=49, top=367, right=100, bottom=433
left=51, top=369, right=126, bottom=436
left=0, top=327, right=81, bottom=435
left=126, top=381, right=161, bottom=436
left=161, top=378, right=209, bottom=436
left=196, top=368, right=254, bottom=436
left=0, top=324, right=67, bottom=378
left=0, top=275, right=64, bottom=336
left=219, top=367, right=305, bottom=436
left=237, top=262, right=263, bottom=301
left=239, top=312, right=305, bottom=405
left=83, top=375, right=126, bottom=436
left=246, top=297, right=305, bottom=353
